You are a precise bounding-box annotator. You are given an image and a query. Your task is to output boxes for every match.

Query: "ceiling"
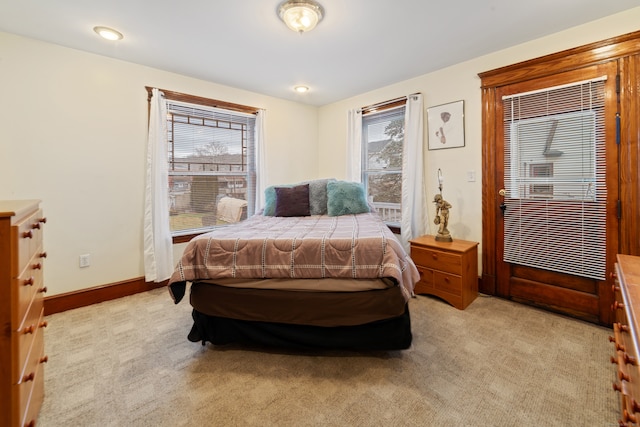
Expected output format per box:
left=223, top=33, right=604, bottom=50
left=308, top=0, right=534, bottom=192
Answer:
left=1, top=1, right=638, bottom=106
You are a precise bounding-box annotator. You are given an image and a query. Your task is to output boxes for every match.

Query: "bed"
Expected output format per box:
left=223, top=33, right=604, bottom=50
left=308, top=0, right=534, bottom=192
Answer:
left=167, top=180, right=420, bottom=350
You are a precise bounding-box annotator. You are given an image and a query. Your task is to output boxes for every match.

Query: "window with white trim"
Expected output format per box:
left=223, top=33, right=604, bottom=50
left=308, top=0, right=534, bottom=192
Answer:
left=361, top=103, right=406, bottom=228
left=147, top=88, right=258, bottom=240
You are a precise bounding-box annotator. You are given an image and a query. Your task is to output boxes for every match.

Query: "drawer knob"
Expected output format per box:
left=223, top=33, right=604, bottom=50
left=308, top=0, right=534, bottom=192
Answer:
left=624, top=353, right=637, bottom=366
left=39, top=217, right=47, bottom=224
left=38, top=286, right=48, bottom=293
left=624, top=409, right=637, bottom=423
left=22, top=372, right=34, bottom=382
left=39, top=355, right=49, bottom=364
left=612, top=284, right=620, bottom=293
left=431, top=253, right=438, bottom=260
left=613, top=382, right=623, bottom=392
left=23, top=276, right=35, bottom=286
left=25, top=421, right=35, bottom=427
left=39, top=320, right=48, bottom=328
left=22, top=230, right=33, bottom=239
left=612, top=301, right=625, bottom=311
left=611, top=356, right=618, bottom=365
left=31, top=222, right=40, bottom=230
left=32, top=262, right=42, bottom=270
left=24, top=325, right=35, bottom=335
left=619, top=370, right=630, bottom=382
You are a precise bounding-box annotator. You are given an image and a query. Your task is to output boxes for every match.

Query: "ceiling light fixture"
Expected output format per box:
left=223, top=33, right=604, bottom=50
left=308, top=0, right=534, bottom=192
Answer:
left=93, top=26, right=123, bottom=41
left=278, top=0, right=324, bottom=33
left=294, top=85, right=309, bottom=93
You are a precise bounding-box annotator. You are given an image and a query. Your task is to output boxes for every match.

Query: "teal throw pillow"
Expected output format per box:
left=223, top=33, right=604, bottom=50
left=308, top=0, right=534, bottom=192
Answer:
left=326, top=181, right=371, bottom=216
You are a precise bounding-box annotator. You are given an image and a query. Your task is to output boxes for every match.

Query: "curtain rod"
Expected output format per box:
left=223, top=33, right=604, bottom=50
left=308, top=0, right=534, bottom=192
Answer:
left=360, top=93, right=420, bottom=113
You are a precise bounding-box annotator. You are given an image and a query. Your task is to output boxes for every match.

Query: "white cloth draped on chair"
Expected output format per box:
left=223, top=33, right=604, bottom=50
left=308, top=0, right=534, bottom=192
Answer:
left=143, top=88, right=174, bottom=282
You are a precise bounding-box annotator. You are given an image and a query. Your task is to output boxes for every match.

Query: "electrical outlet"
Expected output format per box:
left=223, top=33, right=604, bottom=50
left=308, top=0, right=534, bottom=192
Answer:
left=79, top=254, right=91, bottom=268
left=467, top=170, right=476, bottom=182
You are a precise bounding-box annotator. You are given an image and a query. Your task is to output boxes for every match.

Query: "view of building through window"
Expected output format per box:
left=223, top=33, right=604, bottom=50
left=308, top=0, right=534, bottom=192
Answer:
left=165, top=101, right=256, bottom=236
left=361, top=105, right=405, bottom=227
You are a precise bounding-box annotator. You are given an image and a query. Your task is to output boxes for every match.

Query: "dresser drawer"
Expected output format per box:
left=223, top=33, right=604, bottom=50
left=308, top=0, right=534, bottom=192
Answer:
left=410, top=246, right=462, bottom=275
left=13, top=252, right=44, bottom=328
left=16, top=322, right=46, bottom=427
left=14, top=302, right=45, bottom=385
left=14, top=208, right=44, bottom=276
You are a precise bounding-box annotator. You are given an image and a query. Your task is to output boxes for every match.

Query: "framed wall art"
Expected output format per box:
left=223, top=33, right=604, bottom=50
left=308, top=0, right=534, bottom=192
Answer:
left=427, top=100, right=465, bottom=150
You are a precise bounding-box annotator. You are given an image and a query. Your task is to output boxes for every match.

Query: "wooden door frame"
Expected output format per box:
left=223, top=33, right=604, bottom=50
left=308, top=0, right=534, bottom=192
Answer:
left=479, top=31, right=640, bottom=323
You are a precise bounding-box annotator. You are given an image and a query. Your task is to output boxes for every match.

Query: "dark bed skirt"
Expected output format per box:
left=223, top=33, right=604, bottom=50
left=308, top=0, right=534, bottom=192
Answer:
left=187, top=306, right=413, bottom=351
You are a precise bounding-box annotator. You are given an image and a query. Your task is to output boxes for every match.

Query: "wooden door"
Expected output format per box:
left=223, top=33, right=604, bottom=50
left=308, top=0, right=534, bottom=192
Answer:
left=485, top=62, right=619, bottom=324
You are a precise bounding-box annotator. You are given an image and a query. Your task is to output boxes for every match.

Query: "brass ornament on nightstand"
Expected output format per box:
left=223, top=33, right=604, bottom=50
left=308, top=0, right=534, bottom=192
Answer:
left=434, top=169, right=453, bottom=242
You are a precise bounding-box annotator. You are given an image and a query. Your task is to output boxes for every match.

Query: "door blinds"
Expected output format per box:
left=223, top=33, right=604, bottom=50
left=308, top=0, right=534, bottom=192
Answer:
left=502, top=78, right=607, bottom=280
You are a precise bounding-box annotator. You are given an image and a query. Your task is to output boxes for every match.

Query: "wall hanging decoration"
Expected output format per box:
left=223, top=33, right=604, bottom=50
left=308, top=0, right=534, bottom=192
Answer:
left=427, top=100, right=465, bottom=150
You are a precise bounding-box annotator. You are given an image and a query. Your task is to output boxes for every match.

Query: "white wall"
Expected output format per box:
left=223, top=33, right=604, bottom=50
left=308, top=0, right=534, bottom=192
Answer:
left=317, top=7, right=640, bottom=271
left=0, top=32, right=319, bottom=296
left=2, top=7, right=639, bottom=296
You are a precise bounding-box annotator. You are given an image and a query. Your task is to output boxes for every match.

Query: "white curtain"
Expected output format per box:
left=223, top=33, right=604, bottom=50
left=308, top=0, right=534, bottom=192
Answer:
left=400, top=93, right=426, bottom=251
left=143, top=88, right=174, bottom=282
left=346, top=109, right=362, bottom=181
left=254, top=109, right=267, bottom=210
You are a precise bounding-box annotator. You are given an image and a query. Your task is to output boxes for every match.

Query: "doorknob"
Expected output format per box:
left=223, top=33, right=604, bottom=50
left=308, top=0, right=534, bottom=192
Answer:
left=498, top=189, right=506, bottom=213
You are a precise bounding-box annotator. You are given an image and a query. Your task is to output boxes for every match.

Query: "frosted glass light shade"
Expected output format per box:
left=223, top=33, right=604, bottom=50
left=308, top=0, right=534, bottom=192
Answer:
left=278, top=0, right=324, bottom=33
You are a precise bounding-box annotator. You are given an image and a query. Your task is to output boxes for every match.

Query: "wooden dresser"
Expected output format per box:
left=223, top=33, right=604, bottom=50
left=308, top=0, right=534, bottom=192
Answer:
left=409, top=235, right=479, bottom=310
left=0, top=200, right=48, bottom=427
left=612, top=254, right=640, bottom=426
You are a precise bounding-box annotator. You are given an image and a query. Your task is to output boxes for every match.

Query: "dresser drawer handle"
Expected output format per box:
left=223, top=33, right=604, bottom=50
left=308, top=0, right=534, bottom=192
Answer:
left=32, top=262, right=42, bottom=270
left=23, top=276, right=35, bottom=286
left=613, top=382, right=623, bottom=392
left=22, top=372, right=34, bottom=382
left=611, top=356, right=618, bottom=365
left=619, top=370, right=630, bottom=382
left=38, top=286, right=48, bottom=293
left=40, top=251, right=48, bottom=258
left=612, top=284, right=620, bottom=293
left=39, top=320, right=48, bottom=329
left=624, top=409, right=638, bottom=423
left=431, top=253, right=438, bottom=260
left=39, top=217, right=47, bottom=224
left=625, top=353, right=637, bottom=366
left=23, top=325, right=35, bottom=335
left=39, top=355, right=49, bottom=364
left=22, top=230, right=33, bottom=239
left=612, top=301, right=625, bottom=311
left=31, top=222, right=40, bottom=230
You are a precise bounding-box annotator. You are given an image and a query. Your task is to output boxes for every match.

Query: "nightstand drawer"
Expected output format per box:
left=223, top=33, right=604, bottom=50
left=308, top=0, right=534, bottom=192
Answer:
left=410, top=246, right=462, bottom=275
left=434, top=271, right=462, bottom=296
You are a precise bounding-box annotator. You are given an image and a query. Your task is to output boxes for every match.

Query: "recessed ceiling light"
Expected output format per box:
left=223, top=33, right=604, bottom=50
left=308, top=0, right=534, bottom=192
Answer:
left=93, top=26, right=123, bottom=41
left=294, top=85, right=309, bottom=93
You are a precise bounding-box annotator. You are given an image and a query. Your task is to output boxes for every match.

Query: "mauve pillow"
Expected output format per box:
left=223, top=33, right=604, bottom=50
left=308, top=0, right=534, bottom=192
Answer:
left=326, top=181, right=370, bottom=216
left=274, top=184, right=311, bottom=217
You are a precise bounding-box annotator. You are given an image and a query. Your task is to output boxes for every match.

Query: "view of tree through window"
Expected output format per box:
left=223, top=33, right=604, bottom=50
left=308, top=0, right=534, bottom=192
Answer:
left=362, top=105, right=405, bottom=227
left=166, top=100, right=256, bottom=236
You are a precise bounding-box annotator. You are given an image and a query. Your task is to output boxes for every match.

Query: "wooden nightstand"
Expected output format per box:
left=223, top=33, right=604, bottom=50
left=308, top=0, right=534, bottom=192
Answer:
left=409, top=235, right=479, bottom=310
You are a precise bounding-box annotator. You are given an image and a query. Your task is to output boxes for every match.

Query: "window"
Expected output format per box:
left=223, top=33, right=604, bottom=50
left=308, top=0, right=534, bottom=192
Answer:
left=502, top=77, right=606, bottom=280
left=147, top=88, right=259, bottom=242
left=361, top=102, right=406, bottom=229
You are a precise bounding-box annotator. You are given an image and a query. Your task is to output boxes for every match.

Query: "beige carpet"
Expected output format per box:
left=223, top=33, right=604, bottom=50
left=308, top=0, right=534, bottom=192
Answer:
left=38, top=288, right=619, bottom=426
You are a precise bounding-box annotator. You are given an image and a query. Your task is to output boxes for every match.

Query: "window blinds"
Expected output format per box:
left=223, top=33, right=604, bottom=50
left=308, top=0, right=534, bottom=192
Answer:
left=502, top=78, right=607, bottom=280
